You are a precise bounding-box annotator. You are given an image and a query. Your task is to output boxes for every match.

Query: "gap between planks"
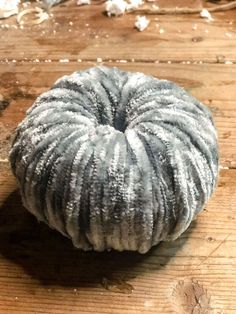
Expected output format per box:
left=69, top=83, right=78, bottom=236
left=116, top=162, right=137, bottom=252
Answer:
left=0, top=59, right=235, bottom=65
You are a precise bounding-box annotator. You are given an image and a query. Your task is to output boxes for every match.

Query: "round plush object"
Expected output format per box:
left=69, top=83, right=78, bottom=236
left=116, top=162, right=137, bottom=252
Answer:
left=9, top=66, right=219, bottom=253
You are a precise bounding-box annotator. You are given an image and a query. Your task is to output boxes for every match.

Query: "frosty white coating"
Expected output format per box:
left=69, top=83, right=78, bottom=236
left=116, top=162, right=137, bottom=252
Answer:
left=9, top=66, right=219, bottom=253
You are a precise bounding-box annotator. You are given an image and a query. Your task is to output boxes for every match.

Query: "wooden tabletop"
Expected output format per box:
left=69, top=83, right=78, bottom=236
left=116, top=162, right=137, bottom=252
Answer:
left=0, top=1, right=236, bottom=313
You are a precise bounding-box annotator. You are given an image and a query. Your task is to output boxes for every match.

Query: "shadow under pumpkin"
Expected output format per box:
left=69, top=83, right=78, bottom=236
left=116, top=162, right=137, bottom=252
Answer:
left=0, top=188, right=193, bottom=290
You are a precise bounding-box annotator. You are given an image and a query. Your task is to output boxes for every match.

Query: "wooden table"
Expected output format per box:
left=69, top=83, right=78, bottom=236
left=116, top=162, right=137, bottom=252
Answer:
left=0, top=1, right=236, bottom=313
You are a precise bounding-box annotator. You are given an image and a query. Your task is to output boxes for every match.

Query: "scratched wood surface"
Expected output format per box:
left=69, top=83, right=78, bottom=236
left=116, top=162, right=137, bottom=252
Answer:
left=0, top=0, right=236, bottom=313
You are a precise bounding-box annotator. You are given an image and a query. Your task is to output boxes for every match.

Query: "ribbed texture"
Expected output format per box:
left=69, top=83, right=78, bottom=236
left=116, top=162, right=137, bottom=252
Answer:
left=9, top=66, right=219, bottom=253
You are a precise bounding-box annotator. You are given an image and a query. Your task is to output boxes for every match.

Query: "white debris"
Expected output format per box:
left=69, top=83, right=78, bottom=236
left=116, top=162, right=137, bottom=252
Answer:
left=127, top=0, right=143, bottom=10
left=159, top=28, right=164, bottom=34
left=97, top=57, right=103, bottom=62
left=151, top=4, right=159, bottom=10
left=59, top=59, right=69, bottom=63
left=192, top=24, right=197, bottom=30
left=17, top=7, right=49, bottom=25
left=225, top=32, right=232, bottom=38
left=105, top=0, right=143, bottom=16
left=225, top=60, right=233, bottom=65
left=77, top=0, right=91, bottom=5
left=0, top=0, right=19, bottom=18
left=135, top=15, right=149, bottom=32
left=105, top=0, right=127, bottom=16
left=219, top=165, right=229, bottom=169
left=200, top=9, right=214, bottom=22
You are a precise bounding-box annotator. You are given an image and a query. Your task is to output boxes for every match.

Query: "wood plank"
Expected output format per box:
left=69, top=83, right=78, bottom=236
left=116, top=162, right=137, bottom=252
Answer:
left=1, top=62, right=236, bottom=167
left=0, top=165, right=235, bottom=313
left=1, top=2, right=236, bottom=311
left=0, top=3, right=235, bottom=63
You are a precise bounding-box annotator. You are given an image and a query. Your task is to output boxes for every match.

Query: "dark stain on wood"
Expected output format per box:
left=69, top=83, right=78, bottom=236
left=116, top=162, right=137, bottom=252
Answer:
left=192, top=36, right=204, bottom=42
left=0, top=90, right=11, bottom=117
left=0, top=72, right=18, bottom=87
left=101, top=277, right=134, bottom=294
left=222, top=131, right=231, bottom=139
left=0, top=98, right=9, bottom=116
left=160, top=76, right=203, bottom=89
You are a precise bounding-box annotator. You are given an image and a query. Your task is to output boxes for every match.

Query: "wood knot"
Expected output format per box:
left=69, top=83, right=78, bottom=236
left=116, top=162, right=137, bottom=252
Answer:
left=172, top=279, right=212, bottom=313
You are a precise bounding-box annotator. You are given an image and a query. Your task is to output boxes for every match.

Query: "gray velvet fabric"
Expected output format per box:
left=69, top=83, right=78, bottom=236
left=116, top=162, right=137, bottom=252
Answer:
left=9, top=66, right=219, bottom=253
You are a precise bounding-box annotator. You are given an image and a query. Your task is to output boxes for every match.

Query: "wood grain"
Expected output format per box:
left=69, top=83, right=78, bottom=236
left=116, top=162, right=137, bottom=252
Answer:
left=0, top=3, right=235, bottom=63
left=0, top=1, right=236, bottom=313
